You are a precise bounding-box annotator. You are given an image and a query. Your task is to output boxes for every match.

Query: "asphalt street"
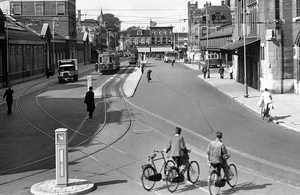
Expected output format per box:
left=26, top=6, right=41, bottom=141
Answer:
left=1, top=59, right=300, bottom=195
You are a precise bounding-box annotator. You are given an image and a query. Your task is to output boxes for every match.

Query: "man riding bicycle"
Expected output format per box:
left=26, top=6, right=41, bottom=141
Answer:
left=207, top=132, right=232, bottom=181
left=260, top=88, right=274, bottom=119
left=164, top=127, right=191, bottom=180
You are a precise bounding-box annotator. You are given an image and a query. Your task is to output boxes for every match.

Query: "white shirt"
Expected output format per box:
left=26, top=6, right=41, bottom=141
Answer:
left=261, top=91, right=272, bottom=105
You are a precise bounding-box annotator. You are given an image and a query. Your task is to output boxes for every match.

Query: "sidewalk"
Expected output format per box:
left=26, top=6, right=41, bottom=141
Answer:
left=183, top=61, right=300, bottom=133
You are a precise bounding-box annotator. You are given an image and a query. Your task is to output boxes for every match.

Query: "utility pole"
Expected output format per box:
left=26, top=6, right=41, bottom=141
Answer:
left=243, top=0, right=249, bottom=97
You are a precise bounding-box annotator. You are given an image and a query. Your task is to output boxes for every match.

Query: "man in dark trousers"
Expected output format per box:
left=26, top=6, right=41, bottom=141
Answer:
left=3, top=86, right=14, bottom=115
left=164, top=127, right=191, bottom=180
left=84, top=86, right=95, bottom=119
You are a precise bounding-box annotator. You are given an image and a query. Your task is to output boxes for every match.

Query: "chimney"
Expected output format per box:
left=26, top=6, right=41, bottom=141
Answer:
left=221, top=0, right=224, bottom=5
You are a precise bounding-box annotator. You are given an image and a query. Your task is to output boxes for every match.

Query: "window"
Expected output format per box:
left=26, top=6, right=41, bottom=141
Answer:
left=57, top=2, right=65, bottom=15
left=35, top=3, right=44, bottom=16
left=12, top=3, right=21, bottom=15
left=137, top=30, right=142, bottom=35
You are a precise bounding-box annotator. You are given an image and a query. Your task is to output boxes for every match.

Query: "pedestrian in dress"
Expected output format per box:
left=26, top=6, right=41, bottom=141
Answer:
left=202, top=64, right=208, bottom=79
left=84, top=86, right=95, bottom=119
left=219, top=65, right=225, bottom=79
left=3, top=86, right=14, bottom=115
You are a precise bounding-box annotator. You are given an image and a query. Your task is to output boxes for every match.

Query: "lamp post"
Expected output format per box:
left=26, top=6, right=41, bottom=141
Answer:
left=205, top=1, right=210, bottom=78
left=243, top=0, right=248, bottom=97
left=52, top=17, right=58, bottom=71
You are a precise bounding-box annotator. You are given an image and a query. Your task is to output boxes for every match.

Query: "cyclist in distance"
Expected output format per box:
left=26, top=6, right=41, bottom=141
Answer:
left=260, top=88, right=274, bottom=118
left=207, top=132, right=232, bottom=180
left=164, top=127, right=191, bottom=179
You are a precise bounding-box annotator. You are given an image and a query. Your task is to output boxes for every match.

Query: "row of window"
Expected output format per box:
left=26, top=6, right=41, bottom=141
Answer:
left=12, top=2, right=65, bottom=16
left=151, top=30, right=172, bottom=35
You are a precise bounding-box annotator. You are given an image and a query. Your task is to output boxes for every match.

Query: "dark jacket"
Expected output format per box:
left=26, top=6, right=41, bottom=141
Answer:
left=3, top=88, right=14, bottom=102
left=84, top=91, right=95, bottom=112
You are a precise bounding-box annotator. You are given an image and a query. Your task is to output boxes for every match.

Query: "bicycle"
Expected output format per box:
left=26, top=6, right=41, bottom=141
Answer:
left=165, top=151, right=200, bottom=193
left=141, top=150, right=175, bottom=191
left=261, top=103, right=273, bottom=122
left=207, top=161, right=238, bottom=195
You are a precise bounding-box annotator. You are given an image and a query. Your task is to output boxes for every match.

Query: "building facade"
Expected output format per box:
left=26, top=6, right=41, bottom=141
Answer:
left=188, top=0, right=300, bottom=94
left=0, top=0, right=78, bottom=67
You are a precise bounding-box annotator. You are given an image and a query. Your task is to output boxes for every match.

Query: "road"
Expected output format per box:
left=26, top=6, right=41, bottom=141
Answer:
left=0, top=58, right=300, bottom=194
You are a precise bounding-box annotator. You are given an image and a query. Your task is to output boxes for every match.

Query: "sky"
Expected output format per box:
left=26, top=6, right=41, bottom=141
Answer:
left=76, top=0, right=222, bottom=32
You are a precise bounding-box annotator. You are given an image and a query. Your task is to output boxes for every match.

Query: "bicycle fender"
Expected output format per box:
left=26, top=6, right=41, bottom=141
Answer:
left=141, top=164, right=152, bottom=169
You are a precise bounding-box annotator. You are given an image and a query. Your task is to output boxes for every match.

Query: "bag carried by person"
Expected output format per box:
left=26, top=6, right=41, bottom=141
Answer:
left=257, top=99, right=263, bottom=107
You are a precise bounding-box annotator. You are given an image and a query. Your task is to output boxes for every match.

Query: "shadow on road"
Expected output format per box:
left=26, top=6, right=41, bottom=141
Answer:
left=221, top=182, right=272, bottom=194
left=94, top=179, right=127, bottom=187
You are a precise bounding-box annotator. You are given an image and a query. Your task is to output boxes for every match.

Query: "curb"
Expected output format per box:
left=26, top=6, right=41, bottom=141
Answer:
left=199, top=75, right=300, bottom=133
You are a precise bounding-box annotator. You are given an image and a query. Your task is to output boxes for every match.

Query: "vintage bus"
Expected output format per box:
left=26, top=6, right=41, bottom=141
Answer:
left=98, top=52, right=120, bottom=74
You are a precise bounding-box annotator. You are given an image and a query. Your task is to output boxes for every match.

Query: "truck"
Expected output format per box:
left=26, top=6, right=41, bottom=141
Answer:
left=57, top=59, right=78, bottom=83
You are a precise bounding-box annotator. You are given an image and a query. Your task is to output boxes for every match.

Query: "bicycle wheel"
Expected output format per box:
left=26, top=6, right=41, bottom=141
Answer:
left=166, top=167, right=180, bottom=193
left=163, top=160, right=175, bottom=176
left=141, top=166, right=156, bottom=191
left=187, top=161, right=200, bottom=184
left=227, top=164, right=238, bottom=187
left=208, top=171, right=220, bottom=195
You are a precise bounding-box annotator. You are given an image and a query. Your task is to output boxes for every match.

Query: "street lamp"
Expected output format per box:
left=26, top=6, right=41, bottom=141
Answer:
left=205, top=1, right=211, bottom=78
left=52, top=17, right=58, bottom=71
left=243, top=0, right=248, bottom=97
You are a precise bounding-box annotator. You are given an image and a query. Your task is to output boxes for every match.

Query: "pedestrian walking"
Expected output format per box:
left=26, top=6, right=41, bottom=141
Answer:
left=46, top=68, right=50, bottom=79
left=141, top=63, right=145, bottom=74
left=147, top=68, right=152, bottom=82
left=219, top=65, right=225, bottom=79
left=228, top=65, right=233, bottom=79
left=171, top=57, right=175, bottom=67
left=202, top=64, right=208, bottom=79
left=84, top=86, right=95, bottom=119
left=3, top=86, right=14, bottom=115
left=95, top=63, right=99, bottom=72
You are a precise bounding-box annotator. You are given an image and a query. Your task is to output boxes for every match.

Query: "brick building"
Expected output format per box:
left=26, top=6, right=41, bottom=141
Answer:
left=0, top=0, right=78, bottom=66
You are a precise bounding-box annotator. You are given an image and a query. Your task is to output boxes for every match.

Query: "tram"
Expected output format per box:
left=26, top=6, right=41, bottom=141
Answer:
left=98, top=52, right=121, bottom=74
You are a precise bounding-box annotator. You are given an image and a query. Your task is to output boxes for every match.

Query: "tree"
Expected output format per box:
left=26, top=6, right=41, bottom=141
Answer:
left=103, top=13, right=121, bottom=32
left=103, top=13, right=121, bottom=49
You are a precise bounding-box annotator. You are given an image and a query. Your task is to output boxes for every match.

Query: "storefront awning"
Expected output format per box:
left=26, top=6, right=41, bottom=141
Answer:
left=151, top=47, right=173, bottom=52
left=137, top=47, right=150, bottom=52
left=219, top=38, right=260, bottom=51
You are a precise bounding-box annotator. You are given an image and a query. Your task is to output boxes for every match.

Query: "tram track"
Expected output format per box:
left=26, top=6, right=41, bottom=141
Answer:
left=0, top=64, right=134, bottom=186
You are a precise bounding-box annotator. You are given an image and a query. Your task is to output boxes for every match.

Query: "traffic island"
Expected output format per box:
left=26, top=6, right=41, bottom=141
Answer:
left=30, top=178, right=95, bottom=195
